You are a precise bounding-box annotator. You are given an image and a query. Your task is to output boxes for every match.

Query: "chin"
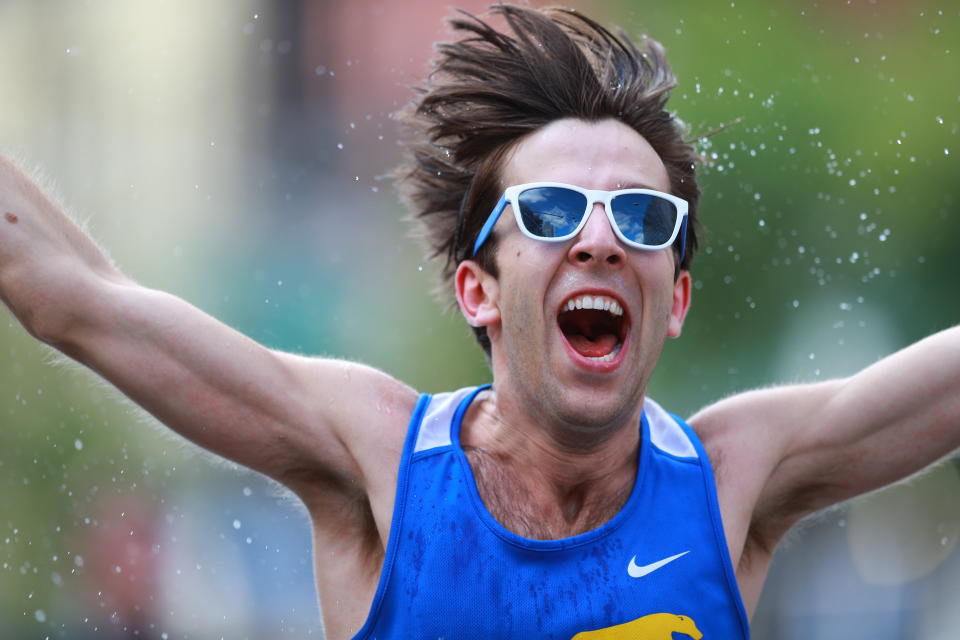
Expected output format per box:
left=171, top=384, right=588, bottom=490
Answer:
left=544, top=383, right=639, bottom=438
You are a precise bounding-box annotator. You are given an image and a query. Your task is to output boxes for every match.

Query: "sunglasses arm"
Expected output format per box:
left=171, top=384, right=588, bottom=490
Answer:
left=678, top=215, right=688, bottom=264
left=471, top=194, right=508, bottom=256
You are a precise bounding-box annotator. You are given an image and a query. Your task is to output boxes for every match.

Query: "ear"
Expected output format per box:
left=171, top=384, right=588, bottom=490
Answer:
left=667, top=270, right=692, bottom=338
left=455, top=260, right=501, bottom=328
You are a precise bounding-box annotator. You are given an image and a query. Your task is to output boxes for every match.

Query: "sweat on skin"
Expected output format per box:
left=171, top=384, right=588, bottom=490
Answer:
left=0, top=55, right=958, bottom=640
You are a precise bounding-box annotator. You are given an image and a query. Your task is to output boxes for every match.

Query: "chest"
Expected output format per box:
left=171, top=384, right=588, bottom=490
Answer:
left=464, top=448, right=634, bottom=539
left=356, top=446, right=749, bottom=639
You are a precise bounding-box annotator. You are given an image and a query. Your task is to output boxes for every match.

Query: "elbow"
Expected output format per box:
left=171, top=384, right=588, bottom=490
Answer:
left=3, top=270, right=126, bottom=349
left=11, top=289, right=77, bottom=347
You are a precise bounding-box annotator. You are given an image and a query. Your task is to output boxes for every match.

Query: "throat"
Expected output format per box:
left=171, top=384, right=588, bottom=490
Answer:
left=464, top=447, right=636, bottom=539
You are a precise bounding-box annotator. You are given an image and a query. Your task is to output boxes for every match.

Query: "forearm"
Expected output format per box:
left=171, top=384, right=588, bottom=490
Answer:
left=0, top=156, right=125, bottom=341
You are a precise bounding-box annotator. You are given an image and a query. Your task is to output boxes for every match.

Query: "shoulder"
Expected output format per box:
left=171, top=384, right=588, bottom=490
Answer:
left=279, top=353, right=419, bottom=426
left=302, top=356, right=419, bottom=451
left=271, top=353, right=420, bottom=492
left=686, top=381, right=845, bottom=556
left=688, top=382, right=837, bottom=470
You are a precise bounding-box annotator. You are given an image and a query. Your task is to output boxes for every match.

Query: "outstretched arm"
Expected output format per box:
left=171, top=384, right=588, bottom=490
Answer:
left=0, top=156, right=415, bottom=493
left=696, top=325, right=960, bottom=542
left=776, top=326, right=958, bottom=504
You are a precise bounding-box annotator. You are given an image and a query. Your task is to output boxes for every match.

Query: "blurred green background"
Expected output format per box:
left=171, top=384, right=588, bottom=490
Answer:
left=1, top=1, right=957, bottom=638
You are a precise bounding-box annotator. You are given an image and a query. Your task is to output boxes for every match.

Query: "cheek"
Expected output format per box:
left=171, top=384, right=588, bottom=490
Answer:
left=500, top=276, right=548, bottom=340
left=638, top=283, right=676, bottom=341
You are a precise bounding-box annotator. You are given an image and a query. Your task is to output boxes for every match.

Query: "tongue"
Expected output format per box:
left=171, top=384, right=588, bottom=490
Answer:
left=566, top=332, right=618, bottom=358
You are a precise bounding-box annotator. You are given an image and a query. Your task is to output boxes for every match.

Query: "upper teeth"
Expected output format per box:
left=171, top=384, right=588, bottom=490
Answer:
left=563, top=295, right=624, bottom=316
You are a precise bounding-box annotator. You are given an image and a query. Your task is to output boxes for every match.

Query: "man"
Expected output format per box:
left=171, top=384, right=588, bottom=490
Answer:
left=0, top=4, right=957, bottom=639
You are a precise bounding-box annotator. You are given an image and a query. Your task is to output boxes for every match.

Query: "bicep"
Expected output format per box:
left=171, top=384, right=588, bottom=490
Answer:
left=713, top=328, right=960, bottom=529
left=58, top=280, right=415, bottom=488
left=774, top=329, right=960, bottom=509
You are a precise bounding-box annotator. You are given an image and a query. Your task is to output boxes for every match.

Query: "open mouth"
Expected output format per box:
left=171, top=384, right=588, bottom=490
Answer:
left=557, top=294, right=628, bottom=363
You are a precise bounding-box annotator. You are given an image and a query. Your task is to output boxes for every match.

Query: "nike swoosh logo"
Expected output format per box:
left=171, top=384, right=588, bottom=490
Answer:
left=627, top=550, right=690, bottom=578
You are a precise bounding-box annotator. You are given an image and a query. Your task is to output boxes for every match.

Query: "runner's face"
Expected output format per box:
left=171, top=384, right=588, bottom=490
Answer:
left=482, top=118, right=690, bottom=436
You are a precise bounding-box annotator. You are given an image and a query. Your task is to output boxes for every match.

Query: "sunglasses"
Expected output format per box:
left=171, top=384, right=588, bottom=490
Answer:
left=471, top=182, right=689, bottom=261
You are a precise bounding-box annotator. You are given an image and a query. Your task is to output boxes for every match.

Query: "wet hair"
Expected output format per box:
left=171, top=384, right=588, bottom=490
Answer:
left=396, top=4, right=702, bottom=356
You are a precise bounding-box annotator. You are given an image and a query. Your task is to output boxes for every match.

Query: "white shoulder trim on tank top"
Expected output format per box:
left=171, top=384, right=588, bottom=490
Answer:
left=413, top=388, right=697, bottom=459
left=413, top=387, right=475, bottom=453
left=644, top=396, right=698, bottom=459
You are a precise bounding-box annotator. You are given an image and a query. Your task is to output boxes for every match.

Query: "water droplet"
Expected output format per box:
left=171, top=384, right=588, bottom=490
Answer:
left=233, top=519, right=241, bottom=530
left=242, top=487, right=252, bottom=497
left=336, top=143, right=344, bottom=150
left=74, top=440, right=83, bottom=451
left=34, top=610, right=46, bottom=622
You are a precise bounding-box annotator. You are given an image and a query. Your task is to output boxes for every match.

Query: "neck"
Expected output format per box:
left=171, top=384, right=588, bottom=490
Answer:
left=460, top=388, right=643, bottom=538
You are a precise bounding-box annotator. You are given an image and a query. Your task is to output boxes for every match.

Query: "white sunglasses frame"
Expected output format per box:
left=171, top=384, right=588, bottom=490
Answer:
left=471, top=181, right=689, bottom=258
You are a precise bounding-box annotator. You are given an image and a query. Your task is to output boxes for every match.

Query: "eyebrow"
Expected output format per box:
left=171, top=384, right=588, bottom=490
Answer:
left=614, top=182, right=666, bottom=191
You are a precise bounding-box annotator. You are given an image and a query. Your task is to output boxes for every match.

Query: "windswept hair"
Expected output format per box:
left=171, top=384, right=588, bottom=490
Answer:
left=396, top=4, right=702, bottom=355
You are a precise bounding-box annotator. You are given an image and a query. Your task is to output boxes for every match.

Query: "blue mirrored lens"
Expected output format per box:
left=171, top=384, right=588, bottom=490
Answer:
left=517, top=187, right=588, bottom=238
left=610, top=193, right=678, bottom=246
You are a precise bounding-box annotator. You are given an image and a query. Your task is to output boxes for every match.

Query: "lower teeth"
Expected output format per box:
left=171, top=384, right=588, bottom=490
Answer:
left=586, top=342, right=622, bottom=363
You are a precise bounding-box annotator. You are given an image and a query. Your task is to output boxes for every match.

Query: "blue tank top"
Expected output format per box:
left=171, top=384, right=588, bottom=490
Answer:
left=352, top=385, right=750, bottom=639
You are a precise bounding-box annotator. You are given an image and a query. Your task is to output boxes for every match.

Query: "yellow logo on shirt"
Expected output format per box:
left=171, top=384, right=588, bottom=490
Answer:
left=571, top=612, right=703, bottom=639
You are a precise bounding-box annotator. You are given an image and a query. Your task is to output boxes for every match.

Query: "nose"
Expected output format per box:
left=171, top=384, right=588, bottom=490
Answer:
left=567, top=203, right=626, bottom=267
